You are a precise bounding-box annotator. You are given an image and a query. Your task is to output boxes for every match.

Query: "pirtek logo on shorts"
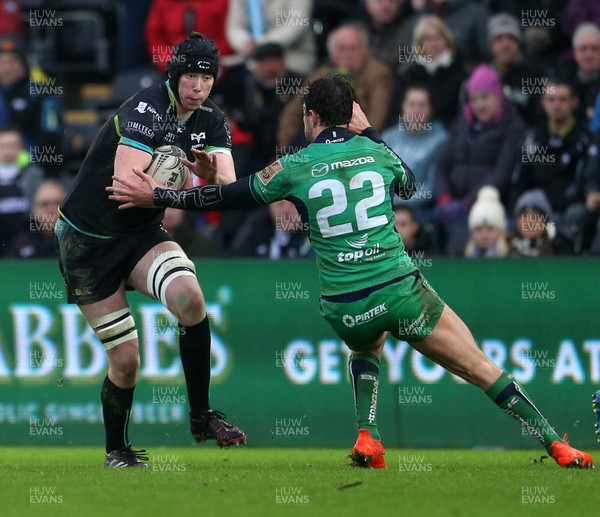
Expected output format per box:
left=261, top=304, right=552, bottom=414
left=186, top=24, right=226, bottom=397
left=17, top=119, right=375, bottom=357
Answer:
left=342, top=303, right=387, bottom=327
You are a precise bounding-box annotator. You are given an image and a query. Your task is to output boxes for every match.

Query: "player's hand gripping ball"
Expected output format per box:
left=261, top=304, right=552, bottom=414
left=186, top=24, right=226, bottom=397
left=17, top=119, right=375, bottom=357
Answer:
left=145, top=145, right=188, bottom=189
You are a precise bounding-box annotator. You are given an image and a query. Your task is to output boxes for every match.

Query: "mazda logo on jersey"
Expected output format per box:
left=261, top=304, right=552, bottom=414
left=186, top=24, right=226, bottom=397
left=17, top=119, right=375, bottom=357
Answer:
left=311, top=163, right=329, bottom=177
left=191, top=132, right=206, bottom=143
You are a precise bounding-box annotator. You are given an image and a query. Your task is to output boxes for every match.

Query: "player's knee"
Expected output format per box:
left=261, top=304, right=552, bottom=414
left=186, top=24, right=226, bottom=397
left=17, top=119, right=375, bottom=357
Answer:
left=109, top=342, right=140, bottom=385
left=146, top=249, right=196, bottom=306
left=168, top=281, right=205, bottom=324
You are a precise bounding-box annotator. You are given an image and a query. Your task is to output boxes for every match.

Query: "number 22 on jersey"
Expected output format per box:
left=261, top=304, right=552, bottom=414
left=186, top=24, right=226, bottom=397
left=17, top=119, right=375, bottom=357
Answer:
left=308, top=170, right=388, bottom=238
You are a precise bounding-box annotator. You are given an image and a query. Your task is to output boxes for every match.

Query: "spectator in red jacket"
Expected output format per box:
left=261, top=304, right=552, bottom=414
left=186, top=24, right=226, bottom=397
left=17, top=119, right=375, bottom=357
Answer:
left=0, top=0, right=23, bottom=38
left=145, top=0, right=233, bottom=72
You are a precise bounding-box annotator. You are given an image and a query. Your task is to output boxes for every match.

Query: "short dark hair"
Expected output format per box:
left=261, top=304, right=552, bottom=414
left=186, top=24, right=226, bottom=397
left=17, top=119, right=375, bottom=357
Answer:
left=401, top=82, right=436, bottom=116
left=252, top=42, right=284, bottom=61
left=304, top=74, right=355, bottom=127
left=546, top=75, right=577, bottom=98
left=394, top=204, right=417, bottom=220
left=0, top=126, right=21, bottom=136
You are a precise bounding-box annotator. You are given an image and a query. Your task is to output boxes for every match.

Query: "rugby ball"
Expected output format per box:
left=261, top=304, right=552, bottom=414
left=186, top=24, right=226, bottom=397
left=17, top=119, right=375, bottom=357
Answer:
left=145, top=145, right=187, bottom=189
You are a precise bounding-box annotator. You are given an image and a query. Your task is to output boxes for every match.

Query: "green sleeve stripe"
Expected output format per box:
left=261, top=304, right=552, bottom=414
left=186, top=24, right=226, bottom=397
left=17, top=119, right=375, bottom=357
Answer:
left=205, top=146, right=232, bottom=155
left=248, top=175, right=268, bottom=205
left=113, top=115, right=121, bottom=137
left=118, top=137, right=154, bottom=155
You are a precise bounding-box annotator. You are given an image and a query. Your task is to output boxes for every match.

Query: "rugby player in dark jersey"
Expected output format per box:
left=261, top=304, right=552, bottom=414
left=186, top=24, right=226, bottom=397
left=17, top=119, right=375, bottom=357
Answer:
left=108, top=76, right=594, bottom=470
left=55, top=33, right=246, bottom=468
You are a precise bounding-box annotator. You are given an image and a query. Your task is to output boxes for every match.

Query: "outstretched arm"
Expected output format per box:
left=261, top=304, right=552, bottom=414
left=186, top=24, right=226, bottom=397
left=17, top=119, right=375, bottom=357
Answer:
left=107, top=168, right=263, bottom=211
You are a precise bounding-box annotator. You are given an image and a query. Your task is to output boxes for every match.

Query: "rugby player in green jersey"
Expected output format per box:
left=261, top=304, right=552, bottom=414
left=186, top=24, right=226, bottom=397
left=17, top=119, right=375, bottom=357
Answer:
left=108, top=75, right=594, bottom=469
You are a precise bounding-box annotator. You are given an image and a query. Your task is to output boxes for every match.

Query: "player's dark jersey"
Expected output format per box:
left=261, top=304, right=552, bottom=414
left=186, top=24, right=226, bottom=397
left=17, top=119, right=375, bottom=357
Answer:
left=60, top=81, right=231, bottom=238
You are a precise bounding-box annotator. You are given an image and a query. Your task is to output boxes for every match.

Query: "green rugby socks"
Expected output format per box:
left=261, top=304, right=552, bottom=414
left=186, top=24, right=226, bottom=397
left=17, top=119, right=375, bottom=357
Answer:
left=349, top=354, right=381, bottom=440
left=486, top=371, right=561, bottom=451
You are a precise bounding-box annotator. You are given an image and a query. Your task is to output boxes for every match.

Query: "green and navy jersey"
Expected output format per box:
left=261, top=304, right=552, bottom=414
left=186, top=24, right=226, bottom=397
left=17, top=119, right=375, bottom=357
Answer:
left=60, top=81, right=231, bottom=238
left=251, top=128, right=416, bottom=296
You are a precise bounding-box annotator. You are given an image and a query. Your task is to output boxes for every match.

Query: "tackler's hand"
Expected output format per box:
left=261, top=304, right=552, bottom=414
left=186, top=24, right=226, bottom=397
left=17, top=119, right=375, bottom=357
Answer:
left=181, top=148, right=218, bottom=184
left=106, top=168, right=158, bottom=209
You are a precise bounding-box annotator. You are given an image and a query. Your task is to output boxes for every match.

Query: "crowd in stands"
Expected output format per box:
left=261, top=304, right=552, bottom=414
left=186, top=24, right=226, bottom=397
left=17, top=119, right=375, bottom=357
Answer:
left=1, top=0, right=600, bottom=260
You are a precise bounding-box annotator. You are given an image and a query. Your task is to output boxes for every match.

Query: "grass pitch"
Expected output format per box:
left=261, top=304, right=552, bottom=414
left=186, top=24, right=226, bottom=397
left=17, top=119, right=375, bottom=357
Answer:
left=0, top=446, right=596, bottom=517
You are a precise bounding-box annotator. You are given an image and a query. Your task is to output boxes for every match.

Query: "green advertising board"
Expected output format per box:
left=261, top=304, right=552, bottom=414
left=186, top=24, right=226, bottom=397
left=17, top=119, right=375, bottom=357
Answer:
left=0, top=258, right=599, bottom=451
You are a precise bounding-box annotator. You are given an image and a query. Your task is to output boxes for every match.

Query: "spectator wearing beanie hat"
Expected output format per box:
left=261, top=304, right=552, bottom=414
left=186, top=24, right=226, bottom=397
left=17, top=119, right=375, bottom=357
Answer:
left=487, top=12, right=546, bottom=126
left=510, top=189, right=574, bottom=257
left=462, top=64, right=506, bottom=123
left=434, top=64, right=526, bottom=255
left=465, top=186, right=509, bottom=258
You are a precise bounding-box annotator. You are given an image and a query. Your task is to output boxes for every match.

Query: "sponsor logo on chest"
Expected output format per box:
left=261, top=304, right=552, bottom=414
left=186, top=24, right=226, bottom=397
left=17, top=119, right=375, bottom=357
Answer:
left=191, top=132, right=206, bottom=148
left=330, top=156, right=374, bottom=170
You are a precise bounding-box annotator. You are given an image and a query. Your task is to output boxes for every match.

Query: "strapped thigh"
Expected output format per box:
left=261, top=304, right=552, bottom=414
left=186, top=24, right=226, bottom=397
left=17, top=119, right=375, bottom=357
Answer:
left=146, top=250, right=196, bottom=305
left=91, top=308, right=138, bottom=350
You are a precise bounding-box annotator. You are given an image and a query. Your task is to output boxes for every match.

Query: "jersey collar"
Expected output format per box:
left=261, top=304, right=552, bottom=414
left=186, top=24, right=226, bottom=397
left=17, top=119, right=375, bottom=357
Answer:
left=164, top=80, right=176, bottom=110
left=313, top=127, right=354, bottom=144
left=165, top=79, right=195, bottom=122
